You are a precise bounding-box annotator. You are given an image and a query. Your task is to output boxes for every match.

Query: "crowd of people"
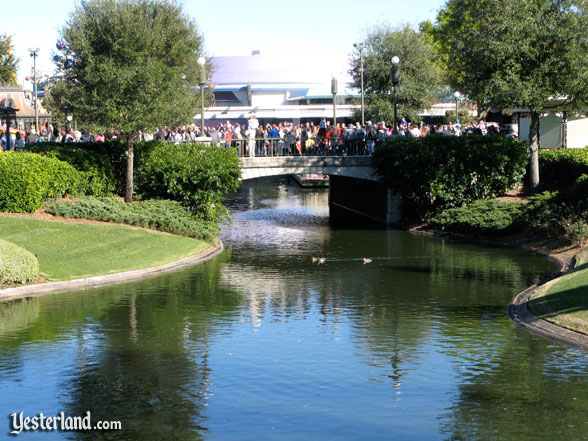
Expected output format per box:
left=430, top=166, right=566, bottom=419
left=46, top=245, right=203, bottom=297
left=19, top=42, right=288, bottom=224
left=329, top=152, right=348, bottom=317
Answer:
left=0, top=116, right=516, bottom=154
left=195, top=115, right=517, bottom=156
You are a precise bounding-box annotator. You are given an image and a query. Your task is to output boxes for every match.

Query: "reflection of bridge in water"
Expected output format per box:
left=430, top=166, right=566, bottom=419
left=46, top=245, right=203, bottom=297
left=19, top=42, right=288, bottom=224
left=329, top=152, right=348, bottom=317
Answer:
left=238, top=155, right=402, bottom=225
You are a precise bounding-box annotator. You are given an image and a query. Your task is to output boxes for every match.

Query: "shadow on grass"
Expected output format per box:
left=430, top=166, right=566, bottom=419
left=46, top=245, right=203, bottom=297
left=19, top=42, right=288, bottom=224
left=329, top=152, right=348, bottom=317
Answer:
left=528, top=285, right=588, bottom=319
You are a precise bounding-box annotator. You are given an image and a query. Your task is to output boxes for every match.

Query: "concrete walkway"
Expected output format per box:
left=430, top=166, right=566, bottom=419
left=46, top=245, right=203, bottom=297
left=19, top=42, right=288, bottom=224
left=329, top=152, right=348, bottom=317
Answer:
left=0, top=240, right=224, bottom=302
left=509, top=257, right=588, bottom=351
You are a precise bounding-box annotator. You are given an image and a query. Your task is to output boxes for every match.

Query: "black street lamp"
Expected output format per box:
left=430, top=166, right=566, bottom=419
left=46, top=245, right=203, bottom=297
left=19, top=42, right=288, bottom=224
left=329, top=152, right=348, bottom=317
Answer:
left=197, top=56, right=206, bottom=135
left=331, top=77, right=338, bottom=128
left=354, top=43, right=366, bottom=126
left=391, top=56, right=400, bottom=134
left=454, top=91, right=461, bottom=126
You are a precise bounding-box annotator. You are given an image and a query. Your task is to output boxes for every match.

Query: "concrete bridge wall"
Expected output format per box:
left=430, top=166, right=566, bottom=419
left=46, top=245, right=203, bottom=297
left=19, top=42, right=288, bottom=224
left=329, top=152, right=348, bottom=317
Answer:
left=239, top=156, right=402, bottom=225
left=239, top=156, right=378, bottom=181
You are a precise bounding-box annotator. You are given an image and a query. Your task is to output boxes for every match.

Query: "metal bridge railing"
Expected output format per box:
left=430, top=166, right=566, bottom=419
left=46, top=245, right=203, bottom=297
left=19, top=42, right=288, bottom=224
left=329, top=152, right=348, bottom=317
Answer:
left=200, top=136, right=385, bottom=157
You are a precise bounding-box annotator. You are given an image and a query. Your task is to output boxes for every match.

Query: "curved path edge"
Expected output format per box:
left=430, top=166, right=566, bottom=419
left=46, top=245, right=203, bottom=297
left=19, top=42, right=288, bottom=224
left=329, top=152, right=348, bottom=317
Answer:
left=409, top=226, right=588, bottom=349
left=0, top=239, right=224, bottom=302
left=509, top=285, right=588, bottom=350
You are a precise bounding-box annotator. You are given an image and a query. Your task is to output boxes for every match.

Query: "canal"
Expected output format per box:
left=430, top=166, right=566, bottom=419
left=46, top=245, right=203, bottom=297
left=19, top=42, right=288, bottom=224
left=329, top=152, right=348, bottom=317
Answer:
left=1, top=177, right=587, bottom=440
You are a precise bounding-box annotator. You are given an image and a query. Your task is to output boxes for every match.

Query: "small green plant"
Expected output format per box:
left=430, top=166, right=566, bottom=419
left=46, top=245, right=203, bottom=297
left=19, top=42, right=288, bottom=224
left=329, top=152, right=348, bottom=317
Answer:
left=0, top=152, right=84, bottom=213
left=135, top=141, right=241, bottom=224
left=0, top=239, right=39, bottom=286
left=29, top=141, right=127, bottom=196
left=564, top=221, right=588, bottom=247
left=539, top=147, right=588, bottom=191
left=45, top=197, right=219, bottom=240
left=429, top=199, right=525, bottom=235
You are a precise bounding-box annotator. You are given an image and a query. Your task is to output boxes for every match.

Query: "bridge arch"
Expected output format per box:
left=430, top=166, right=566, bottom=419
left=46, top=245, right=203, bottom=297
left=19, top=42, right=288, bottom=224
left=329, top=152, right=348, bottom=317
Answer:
left=238, top=156, right=402, bottom=225
left=239, top=156, right=380, bottom=182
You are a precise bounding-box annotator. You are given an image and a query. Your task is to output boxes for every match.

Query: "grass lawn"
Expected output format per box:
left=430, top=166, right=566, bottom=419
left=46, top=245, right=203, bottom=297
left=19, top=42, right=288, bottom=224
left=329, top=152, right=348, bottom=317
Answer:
left=0, top=215, right=211, bottom=281
left=529, top=248, right=588, bottom=335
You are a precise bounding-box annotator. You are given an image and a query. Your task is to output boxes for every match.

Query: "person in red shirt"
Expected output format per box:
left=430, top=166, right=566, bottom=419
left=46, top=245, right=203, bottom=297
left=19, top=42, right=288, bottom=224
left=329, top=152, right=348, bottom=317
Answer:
left=225, top=129, right=233, bottom=148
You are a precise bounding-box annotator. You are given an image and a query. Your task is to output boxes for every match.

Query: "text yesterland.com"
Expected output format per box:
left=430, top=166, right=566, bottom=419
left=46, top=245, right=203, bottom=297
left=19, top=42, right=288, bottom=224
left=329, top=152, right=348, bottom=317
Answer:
left=9, top=411, right=121, bottom=435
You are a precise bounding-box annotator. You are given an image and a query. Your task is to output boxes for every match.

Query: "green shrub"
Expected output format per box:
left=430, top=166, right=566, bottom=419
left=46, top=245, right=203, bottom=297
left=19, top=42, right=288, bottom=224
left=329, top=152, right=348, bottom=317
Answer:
left=29, top=141, right=127, bottom=196
left=429, top=199, right=525, bottom=235
left=538, top=147, right=588, bottom=191
left=0, top=152, right=84, bottom=213
left=45, top=197, right=219, bottom=240
left=372, top=135, right=527, bottom=220
left=0, top=239, right=39, bottom=286
left=564, top=221, right=588, bottom=247
left=513, top=190, right=588, bottom=245
left=135, top=141, right=241, bottom=223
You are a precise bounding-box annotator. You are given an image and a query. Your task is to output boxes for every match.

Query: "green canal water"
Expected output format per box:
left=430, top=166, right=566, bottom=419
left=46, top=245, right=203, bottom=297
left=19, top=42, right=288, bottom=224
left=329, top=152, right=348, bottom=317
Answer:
left=1, top=177, right=588, bottom=440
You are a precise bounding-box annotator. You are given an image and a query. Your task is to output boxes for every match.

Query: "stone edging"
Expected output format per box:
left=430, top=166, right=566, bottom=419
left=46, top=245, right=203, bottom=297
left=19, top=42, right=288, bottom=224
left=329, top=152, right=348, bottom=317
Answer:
left=509, top=283, right=588, bottom=350
left=409, top=226, right=588, bottom=349
left=0, top=240, right=224, bottom=302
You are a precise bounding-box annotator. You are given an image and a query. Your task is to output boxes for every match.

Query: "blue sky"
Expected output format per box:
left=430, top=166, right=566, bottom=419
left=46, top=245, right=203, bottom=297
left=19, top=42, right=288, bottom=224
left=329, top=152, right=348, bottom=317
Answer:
left=5, top=0, right=445, bottom=86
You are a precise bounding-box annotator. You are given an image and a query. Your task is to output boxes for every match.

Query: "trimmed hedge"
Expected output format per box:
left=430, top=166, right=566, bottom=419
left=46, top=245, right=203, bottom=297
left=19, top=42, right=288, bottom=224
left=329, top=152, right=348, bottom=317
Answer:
left=429, top=199, right=525, bottom=236
left=45, top=197, right=219, bottom=240
left=0, top=152, right=84, bottom=213
left=372, top=135, right=528, bottom=220
left=29, top=141, right=127, bottom=196
left=135, top=141, right=241, bottom=223
left=538, top=147, right=588, bottom=191
left=0, top=239, right=39, bottom=286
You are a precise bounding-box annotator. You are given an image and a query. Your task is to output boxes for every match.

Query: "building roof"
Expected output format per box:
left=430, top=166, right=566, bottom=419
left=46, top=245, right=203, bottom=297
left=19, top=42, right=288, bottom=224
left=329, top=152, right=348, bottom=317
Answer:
left=211, top=55, right=349, bottom=86
left=0, top=87, right=49, bottom=118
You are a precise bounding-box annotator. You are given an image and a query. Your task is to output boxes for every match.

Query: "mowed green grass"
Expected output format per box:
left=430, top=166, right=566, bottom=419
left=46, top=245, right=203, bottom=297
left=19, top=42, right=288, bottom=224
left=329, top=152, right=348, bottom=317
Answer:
left=529, top=248, right=588, bottom=335
left=0, top=216, right=211, bottom=281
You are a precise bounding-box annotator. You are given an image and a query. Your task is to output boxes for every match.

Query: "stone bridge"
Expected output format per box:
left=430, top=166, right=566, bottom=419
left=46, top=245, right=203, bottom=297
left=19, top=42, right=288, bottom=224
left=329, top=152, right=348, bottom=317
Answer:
left=238, top=155, right=402, bottom=225
left=239, top=155, right=379, bottom=181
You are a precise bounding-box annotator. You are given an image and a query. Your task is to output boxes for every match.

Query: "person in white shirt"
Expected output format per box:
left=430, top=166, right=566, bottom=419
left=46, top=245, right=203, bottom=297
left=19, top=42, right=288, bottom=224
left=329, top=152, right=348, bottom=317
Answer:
left=247, top=115, right=259, bottom=157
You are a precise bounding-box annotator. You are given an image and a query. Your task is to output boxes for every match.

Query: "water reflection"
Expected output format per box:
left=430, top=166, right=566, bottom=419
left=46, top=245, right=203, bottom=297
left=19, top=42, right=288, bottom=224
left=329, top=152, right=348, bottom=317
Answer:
left=0, top=176, right=586, bottom=441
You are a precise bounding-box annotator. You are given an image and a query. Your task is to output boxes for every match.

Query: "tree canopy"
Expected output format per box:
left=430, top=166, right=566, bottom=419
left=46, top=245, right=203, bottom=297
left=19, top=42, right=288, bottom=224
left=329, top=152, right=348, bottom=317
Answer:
left=48, top=0, right=206, bottom=201
left=0, top=35, right=18, bottom=85
left=349, top=24, right=443, bottom=124
left=49, top=0, right=204, bottom=133
left=433, top=0, right=588, bottom=189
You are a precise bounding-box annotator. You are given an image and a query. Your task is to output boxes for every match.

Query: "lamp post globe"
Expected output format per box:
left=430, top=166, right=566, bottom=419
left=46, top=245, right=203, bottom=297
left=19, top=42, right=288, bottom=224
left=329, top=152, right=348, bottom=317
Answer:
left=391, top=56, right=400, bottom=134
left=454, top=91, right=461, bottom=126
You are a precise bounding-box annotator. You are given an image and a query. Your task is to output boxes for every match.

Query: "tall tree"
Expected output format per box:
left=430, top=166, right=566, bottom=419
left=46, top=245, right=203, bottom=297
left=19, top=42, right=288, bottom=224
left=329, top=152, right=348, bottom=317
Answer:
left=349, top=24, right=443, bottom=124
left=434, top=0, right=588, bottom=190
left=48, top=0, right=205, bottom=202
left=0, top=35, right=18, bottom=85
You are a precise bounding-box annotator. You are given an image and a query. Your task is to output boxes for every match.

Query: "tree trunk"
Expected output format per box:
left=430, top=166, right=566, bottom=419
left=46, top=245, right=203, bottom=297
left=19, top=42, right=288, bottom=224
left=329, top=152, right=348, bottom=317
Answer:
left=528, top=110, right=540, bottom=192
left=125, top=139, right=134, bottom=203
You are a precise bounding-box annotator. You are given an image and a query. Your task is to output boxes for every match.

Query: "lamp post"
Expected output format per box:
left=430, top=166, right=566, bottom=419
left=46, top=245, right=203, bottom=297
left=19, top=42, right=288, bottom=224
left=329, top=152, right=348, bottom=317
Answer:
left=354, top=43, right=366, bottom=126
left=197, top=56, right=206, bottom=135
left=29, top=48, right=39, bottom=133
left=391, top=56, right=400, bottom=134
left=331, top=77, right=338, bottom=128
left=454, top=91, right=461, bottom=126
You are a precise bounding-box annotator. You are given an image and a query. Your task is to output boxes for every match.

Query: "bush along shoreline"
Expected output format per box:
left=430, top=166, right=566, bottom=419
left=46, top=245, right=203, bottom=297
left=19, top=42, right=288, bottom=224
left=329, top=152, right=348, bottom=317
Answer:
left=0, top=140, right=241, bottom=287
left=373, top=138, right=588, bottom=248
left=0, top=239, right=39, bottom=286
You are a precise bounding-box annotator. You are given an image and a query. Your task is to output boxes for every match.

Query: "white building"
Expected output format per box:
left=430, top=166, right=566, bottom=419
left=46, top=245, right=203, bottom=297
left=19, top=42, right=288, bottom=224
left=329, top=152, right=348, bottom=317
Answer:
left=518, top=112, right=588, bottom=149
left=198, top=53, right=359, bottom=126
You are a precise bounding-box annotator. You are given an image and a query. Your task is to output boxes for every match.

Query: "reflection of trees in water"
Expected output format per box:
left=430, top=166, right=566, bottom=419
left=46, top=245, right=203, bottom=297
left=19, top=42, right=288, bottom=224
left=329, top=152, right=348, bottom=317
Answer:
left=0, top=297, right=41, bottom=336
left=440, top=336, right=588, bottom=440
left=1, top=253, right=240, bottom=440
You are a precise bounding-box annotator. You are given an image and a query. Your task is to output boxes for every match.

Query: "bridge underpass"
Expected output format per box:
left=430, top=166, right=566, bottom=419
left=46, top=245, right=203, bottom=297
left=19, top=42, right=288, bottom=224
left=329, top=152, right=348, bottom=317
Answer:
left=239, top=156, right=402, bottom=225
